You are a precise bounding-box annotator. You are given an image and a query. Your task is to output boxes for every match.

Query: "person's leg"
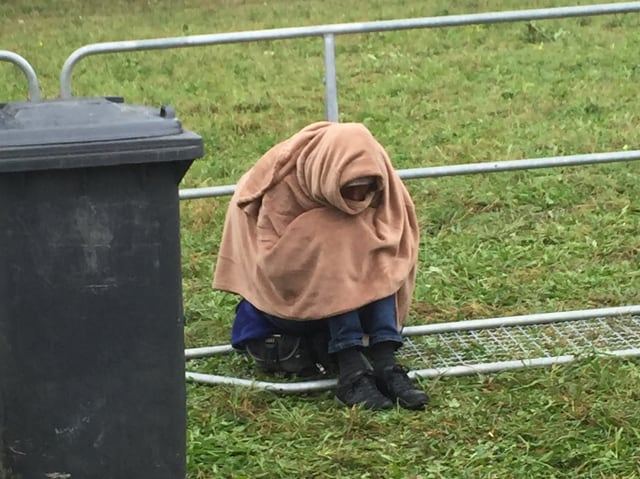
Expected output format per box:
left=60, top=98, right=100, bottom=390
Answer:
left=326, top=310, right=367, bottom=354
left=359, top=295, right=403, bottom=369
left=360, top=295, right=430, bottom=410
left=326, top=310, right=392, bottom=410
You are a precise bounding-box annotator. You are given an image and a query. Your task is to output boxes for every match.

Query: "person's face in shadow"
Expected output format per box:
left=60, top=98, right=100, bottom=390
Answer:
left=341, top=183, right=372, bottom=201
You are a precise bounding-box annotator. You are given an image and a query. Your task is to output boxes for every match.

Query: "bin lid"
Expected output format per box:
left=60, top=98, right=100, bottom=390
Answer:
left=0, top=97, right=203, bottom=173
left=0, top=97, right=185, bottom=146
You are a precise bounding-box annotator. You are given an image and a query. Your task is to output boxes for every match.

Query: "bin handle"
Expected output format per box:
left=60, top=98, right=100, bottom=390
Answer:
left=0, top=50, right=42, bottom=101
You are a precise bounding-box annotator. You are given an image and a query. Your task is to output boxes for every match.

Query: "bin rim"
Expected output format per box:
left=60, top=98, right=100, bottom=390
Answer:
left=0, top=96, right=185, bottom=148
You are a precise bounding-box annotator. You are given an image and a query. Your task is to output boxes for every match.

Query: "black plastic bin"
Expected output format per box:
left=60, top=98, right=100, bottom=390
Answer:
left=0, top=97, right=203, bottom=478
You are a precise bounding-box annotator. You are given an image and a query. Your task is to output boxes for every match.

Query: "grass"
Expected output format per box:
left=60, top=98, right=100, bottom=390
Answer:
left=2, top=0, right=640, bottom=477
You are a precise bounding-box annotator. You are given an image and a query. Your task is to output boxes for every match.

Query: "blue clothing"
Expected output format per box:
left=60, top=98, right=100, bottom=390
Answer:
left=324, top=295, right=403, bottom=353
left=231, top=295, right=403, bottom=353
left=230, top=300, right=280, bottom=349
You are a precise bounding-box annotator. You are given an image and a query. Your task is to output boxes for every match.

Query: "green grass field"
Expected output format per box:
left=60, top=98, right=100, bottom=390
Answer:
left=2, top=0, right=640, bottom=477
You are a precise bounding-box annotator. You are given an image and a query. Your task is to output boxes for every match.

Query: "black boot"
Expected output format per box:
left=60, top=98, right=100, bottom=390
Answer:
left=375, top=365, right=430, bottom=410
left=334, top=347, right=393, bottom=410
left=335, top=369, right=394, bottom=410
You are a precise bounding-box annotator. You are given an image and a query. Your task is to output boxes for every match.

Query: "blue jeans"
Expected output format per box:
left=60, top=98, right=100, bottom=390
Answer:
left=265, top=295, right=403, bottom=354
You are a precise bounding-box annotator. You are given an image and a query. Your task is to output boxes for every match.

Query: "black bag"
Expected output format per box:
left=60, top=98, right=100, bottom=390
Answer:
left=245, top=331, right=335, bottom=377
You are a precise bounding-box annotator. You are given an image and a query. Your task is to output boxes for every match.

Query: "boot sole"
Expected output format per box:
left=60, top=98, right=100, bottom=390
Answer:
left=334, top=395, right=394, bottom=410
left=397, top=397, right=429, bottom=411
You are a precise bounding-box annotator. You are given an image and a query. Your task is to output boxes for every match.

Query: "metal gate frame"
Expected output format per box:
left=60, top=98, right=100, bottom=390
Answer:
left=186, top=306, right=640, bottom=393
left=5, top=3, right=640, bottom=391
left=168, top=3, right=640, bottom=391
left=52, top=2, right=640, bottom=201
left=0, top=50, right=41, bottom=101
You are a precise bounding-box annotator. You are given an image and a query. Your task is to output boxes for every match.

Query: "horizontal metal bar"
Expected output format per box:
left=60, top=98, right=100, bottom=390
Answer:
left=411, top=348, right=640, bottom=379
left=0, top=50, right=41, bottom=101
left=185, top=348, right=640, bottom=392
left=402, top=305, right=640, bottom=336
left=185, top=371, right=337, bottom=393
left=397, top=149, right=640, bottom=180
left=179, top=149, right=640, bottom=200
left=185, top=344, right=234, bottom=359
left=60, top=2, right=640, bottom=97
left=180, top=184, right=236, bottom=200
left=412, top=355, right=578, bottom=379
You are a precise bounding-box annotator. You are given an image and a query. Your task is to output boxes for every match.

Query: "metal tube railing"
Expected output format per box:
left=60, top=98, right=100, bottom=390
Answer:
left=185, top=348, right=640, bottom=392
left=402, top=305, right=640, bottom=336
left=59, top=2, right=640, bottom=100
left=0, top=50, right=41, bottom=101
left=178, top=149, right=640, bottom=200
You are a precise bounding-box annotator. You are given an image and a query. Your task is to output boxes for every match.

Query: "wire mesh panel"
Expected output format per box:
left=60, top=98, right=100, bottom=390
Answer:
left=399, top=315, right=640, bottom=370
left=185, top=314, right=640, bottom=393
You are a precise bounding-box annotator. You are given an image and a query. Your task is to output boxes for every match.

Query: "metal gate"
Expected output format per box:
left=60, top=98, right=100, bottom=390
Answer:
left=4, top=2, right=640, bottom=392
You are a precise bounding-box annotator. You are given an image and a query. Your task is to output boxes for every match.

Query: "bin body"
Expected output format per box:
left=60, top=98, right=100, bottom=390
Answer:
left=0, top=98, right=203, bottom=478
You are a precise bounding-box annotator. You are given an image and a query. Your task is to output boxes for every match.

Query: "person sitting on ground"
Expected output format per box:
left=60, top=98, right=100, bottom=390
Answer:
left=213, top=121, right=429, bottom=410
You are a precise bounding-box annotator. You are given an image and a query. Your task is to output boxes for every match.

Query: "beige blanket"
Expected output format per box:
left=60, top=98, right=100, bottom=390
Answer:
left=213, top=121, right=419, bottom=326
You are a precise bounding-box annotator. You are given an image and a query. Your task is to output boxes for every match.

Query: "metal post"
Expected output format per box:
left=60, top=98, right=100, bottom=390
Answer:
left=323, top=34, right=339, bottom=122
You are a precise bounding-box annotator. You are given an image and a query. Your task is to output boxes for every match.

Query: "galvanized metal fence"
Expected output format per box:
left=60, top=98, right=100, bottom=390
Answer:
left=6, top=3, right=640, bottom=390
left=175, top=3, right=640, bottom=390
left=55, top=2, right=640, bottom=201
left=59, top=2, right=640, bottom=116
left=172, top=2, right=640, bottom=394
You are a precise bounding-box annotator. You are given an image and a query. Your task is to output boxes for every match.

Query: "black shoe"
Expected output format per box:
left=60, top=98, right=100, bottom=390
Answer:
left=335, top=369, right=394, bottom=410
left=375, top=365, right=430, bottom=410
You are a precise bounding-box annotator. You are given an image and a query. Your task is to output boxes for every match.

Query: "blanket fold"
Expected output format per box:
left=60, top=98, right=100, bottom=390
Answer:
left=213, top=121, right=419, bottom=325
